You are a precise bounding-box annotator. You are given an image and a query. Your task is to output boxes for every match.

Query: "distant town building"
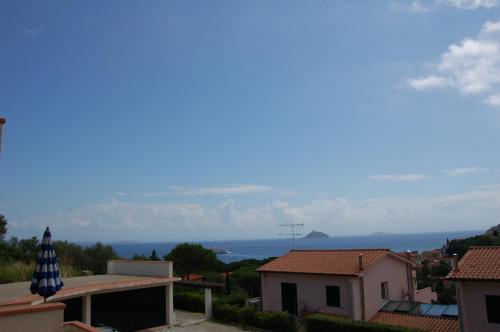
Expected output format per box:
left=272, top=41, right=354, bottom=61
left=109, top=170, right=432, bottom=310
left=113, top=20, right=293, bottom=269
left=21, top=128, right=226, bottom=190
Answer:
left=446, top=247, right=500, bottom=332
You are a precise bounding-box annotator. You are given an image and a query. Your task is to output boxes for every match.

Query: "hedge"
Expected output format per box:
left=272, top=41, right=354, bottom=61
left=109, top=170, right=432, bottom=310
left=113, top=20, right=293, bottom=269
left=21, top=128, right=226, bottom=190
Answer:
left=213, top=302, right=297, bottom=332
left=216, top=292, right=247, bottom=307
left=213, top=303, right=241, bottom=324
left=305, top=314, right=426, bottom=332
left=173, top=291, right=204, bottom=313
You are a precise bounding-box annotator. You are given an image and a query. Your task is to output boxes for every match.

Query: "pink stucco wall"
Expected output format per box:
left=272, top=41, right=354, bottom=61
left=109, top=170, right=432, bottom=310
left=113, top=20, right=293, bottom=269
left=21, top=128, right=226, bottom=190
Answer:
left=455, top=281, right=500, bottom=332
left=414, top=287, right=437, bottom=303
left=260, top=255, right=411, bottom=321
left=261, top=272, right=355, bottom=317
left=362, top=256, right=411, bottom=320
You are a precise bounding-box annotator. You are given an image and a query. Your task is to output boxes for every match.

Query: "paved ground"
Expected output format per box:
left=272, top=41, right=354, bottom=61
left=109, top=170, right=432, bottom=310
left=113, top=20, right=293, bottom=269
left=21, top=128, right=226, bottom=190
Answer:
left=169, top=310, right=246, bottom=332
left=169, top=320, right=246, bottom=332
left=140, top=310, right=246, bottom=332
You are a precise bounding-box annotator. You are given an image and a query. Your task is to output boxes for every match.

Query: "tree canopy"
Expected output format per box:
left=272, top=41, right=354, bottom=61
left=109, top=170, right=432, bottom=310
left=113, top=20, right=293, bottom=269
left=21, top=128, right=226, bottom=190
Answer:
left=164, top=243, right=219, bottom=279
left=0, top=215, right=7, bottom=241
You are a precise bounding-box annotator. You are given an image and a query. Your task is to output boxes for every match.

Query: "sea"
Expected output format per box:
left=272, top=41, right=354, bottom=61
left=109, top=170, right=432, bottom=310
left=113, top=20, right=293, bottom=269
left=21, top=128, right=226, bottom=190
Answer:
left=111, top=230, right=479, bottom=264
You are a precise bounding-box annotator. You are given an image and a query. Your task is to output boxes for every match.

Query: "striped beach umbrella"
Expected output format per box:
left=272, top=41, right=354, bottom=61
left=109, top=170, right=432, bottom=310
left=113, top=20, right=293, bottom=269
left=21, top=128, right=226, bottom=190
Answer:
left=30, top=227, right=64, bottom=301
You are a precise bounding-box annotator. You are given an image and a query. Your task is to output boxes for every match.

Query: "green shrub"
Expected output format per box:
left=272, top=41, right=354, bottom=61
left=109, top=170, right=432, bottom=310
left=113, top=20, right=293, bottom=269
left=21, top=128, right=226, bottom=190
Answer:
left=0, top=261, right=83, bottom=284
left=213, top=302, right=297, bottom=332
left=217, top=292, right=247, bottom=307
left=258, top=311, right=297, bottom=332
left=239, top=306, right=260, bottom=326
left=213, top=302, right=240, bottom=324
left=305, top=314, right=425, bottom=332
left=174, top=291, right=204, bottom=313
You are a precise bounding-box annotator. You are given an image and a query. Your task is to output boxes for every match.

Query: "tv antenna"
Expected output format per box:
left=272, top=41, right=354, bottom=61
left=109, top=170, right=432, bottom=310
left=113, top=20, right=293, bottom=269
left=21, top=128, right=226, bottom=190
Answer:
left=279, top=223, right=304, bottom=250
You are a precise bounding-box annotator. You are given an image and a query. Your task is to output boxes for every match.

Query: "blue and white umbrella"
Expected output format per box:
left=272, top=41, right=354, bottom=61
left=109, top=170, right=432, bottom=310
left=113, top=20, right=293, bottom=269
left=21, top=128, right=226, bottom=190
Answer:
left=30, top=227, right=63, bottom=301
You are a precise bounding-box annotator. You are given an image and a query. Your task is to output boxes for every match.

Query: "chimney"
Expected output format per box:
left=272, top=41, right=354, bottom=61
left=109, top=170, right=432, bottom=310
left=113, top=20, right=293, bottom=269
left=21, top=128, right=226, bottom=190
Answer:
left=453, top=253, right=459, bottom=272
left=358, top=254, right=363, bottom=271
left=405, top=250, right=412, bottom=261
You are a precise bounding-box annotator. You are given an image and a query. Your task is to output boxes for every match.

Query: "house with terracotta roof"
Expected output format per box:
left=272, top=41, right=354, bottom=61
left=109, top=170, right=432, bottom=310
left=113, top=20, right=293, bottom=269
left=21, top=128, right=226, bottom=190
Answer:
left=257, top=249, right=421, bottom=320
left=445, top=246, right=500, bottom=332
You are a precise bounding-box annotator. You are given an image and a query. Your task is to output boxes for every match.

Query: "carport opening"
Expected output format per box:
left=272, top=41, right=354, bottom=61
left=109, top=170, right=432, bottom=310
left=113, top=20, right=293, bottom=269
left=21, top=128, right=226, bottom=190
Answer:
left=91, top=286, right=166, bottom=332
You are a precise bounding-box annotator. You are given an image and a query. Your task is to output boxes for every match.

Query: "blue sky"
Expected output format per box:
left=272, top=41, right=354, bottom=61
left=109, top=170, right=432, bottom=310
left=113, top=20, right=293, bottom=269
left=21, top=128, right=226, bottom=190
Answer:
left=1, top=0, right=499, bottom=242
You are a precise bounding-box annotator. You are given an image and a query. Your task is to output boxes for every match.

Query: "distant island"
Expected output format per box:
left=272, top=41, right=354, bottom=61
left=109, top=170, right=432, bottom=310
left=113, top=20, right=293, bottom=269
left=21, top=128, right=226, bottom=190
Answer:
left=303, top=231, right=330, bottom=239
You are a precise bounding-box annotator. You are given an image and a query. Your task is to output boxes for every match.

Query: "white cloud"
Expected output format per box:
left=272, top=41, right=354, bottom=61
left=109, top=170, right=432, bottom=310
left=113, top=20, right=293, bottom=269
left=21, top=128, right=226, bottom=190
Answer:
left=143, top=184, right=274, bottom=197
left=440, top=0, right=499, bottom=9
left=9, top=187, right=500, bottom=242
left=484, top=93, right=500, bottom=106
left=481, top=20, right=500, bottom=33
left=444, top=167, right=487, bottom=176
left=391, top=0, right=498, bottom=13
left=408, top=75, right=450, bottom=90
left=368, top=174, right=428, bottom=182
left=113, top=192, right=128, bottom=196
left=408, top=20, right=500, bottom=106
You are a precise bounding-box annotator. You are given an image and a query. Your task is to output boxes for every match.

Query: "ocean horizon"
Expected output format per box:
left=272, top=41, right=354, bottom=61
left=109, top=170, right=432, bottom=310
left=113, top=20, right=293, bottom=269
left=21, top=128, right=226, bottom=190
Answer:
left=110, top=229, right=480, bottom=263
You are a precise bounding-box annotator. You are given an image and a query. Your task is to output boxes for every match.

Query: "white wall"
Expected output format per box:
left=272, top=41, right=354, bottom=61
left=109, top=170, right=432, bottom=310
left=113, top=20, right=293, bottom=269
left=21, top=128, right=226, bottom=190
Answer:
left=362, top=256, right=411, bottom=320
left=456, top=281, right=500, bottom=332
left=107, top=260, right=172, bottom=277
left=0, top=304, right=64, bottom=332
left=414, top=287, right=437, bottom=303
left=261, top=272, right=354, bottom=318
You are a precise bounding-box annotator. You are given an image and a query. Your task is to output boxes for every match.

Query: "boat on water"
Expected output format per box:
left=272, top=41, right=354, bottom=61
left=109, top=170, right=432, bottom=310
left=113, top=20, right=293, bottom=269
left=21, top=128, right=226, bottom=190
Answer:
left=210, top=247, right=232, bottom=254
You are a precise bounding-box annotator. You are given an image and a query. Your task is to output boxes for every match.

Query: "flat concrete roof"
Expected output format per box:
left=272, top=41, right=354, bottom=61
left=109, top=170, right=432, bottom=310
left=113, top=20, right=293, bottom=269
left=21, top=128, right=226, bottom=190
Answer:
left=0, top=274, right=179, bottom=305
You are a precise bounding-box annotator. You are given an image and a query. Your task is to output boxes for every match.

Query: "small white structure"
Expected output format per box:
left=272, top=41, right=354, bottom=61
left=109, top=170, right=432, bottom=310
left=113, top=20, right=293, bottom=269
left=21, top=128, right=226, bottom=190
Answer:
left=257, top=249, right=420, bottom=320
left=446, top=247, right=500, bottom=332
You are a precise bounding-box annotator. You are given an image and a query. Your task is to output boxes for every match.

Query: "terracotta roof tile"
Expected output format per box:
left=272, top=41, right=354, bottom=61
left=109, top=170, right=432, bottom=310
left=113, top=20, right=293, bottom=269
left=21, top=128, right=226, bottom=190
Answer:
left=445, top=246, right=500, bottom=281
left=371, top=312, right=458, bottom=332
left=256, top=249, right=406, bottom=276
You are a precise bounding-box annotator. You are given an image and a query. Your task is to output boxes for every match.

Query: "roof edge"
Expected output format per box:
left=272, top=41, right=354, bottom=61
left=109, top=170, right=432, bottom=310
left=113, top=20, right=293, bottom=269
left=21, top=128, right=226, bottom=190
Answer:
left=256, top=270, right=359, bottom=277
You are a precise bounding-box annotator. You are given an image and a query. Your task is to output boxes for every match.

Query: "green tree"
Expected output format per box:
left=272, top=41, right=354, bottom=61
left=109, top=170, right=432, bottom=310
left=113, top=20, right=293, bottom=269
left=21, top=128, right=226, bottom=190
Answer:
left=437, top=285, right=456, bottom=304
left=493, top=229, right=499, bottom=237
left=231, top=266, right=261, bottom=297
left=446, top=235, right=500, bottom=258
left=0, top=215, right=7, bottom=241
left=53, top=240, right=85, bottom=267
left=431, top=261, right=452, bottom=277
left=150, top=249, right=160, bottom=261
left=164, top=243, right=218, bottom=279
left=83, top=242, right=119, bottom=274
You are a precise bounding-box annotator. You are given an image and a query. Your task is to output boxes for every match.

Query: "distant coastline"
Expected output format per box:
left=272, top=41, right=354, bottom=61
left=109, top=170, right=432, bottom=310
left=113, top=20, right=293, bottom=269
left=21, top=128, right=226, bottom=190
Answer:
left=109, top=229, right=481, bottom=263
left=76, top=229, right=482, bottom=246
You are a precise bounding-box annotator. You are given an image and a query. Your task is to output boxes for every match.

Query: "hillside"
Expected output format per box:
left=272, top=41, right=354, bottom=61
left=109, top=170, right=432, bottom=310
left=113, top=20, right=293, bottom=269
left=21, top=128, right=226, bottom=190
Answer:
left=485, top=224, right=500, bottom=237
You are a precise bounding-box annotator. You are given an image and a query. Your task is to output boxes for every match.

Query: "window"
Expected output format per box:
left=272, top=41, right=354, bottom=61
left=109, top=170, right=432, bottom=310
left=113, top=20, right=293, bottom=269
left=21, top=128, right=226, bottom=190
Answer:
left=486, top=295, right=500, bottom=324
left=381, top=281, right=389, bottom=300
left=326, top=285, right=340, bottom=307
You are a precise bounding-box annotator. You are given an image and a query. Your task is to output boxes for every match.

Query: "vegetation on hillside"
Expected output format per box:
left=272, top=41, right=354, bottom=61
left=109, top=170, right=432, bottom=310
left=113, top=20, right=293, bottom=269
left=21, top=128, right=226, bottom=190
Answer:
left=416, top=229, right=500, bottom=305
left=0, top=216, right=119, bottom=283
left=446, top=234, right=500, bottom=258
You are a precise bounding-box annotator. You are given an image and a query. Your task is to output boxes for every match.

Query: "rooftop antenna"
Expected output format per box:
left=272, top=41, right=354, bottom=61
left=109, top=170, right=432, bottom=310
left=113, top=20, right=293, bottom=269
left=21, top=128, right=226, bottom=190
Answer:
left=0, top=117, right=5, bottom=157
left=279, top=223, right=304, bottom=250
